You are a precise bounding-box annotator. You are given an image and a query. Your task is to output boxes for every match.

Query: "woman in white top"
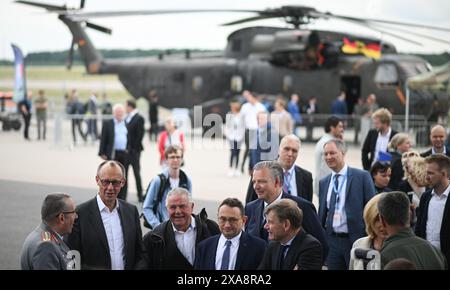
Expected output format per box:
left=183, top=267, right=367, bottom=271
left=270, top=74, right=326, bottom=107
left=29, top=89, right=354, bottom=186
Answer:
left=349, top=193, right=388, bottom=270
left=224, top=100, right=245, bottom=177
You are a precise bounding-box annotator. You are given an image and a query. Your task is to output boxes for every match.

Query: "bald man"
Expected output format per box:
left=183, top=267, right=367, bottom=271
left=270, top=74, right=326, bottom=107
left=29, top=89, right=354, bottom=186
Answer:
left=421, top=125, right=450, bottom=158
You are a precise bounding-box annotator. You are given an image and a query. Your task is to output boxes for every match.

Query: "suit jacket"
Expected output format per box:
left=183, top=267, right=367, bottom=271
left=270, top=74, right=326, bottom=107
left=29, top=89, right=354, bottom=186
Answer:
left=66, top=197, right=144, bottom=270
left=142, top=214, right=220, bottom=270
left=415, top=188, right=450, bottom=265
left=258, top=228, right=323, bottom=270
left=194, top=231, right=266, bottom=270
left=245, top=165, right=313, bottom=203
left=20, top=223, right=73, bottom=270
left=318, top=166, right=375, bottom=243
left=361, top=128, right=397, bottom=170
left=126, top=113, right=145, bottom=154
left=245, top=193, right=328, bottom=260
left=420, top=147, right=450, bottom=158
left=98, top=119, right=115, bottom=160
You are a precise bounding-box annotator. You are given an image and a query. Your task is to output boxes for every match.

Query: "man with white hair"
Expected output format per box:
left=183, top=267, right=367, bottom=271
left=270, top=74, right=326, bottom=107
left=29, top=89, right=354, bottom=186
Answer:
left=141, top=188, right=220, bottom=270
left=98, top=103, right=129, bottom=189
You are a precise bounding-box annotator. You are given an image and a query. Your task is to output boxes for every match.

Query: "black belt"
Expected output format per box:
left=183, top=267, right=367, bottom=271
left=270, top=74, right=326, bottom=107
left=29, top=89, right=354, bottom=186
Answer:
left=331, top=231, right=349, bottom=238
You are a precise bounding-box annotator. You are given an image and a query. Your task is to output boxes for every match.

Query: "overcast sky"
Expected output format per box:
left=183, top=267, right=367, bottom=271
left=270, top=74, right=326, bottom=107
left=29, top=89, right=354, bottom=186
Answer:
left=1, top=0, right=449, bottom=60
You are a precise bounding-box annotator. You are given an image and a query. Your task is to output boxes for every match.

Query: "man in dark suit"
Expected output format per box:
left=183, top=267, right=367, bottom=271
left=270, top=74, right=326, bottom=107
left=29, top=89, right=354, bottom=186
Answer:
left=195, top=198, right=266, bottom=270
left=21, top=193, right=78, bottom=270
left=415, top=154, right=450, bottom=265
left=319, top=139, right=375, bottom=269
left=142, top=188, right=220, bottom=269
left=246, top=134, right=313, bottom=203
left=66, top=161, right=144, bottom=270
left=361, top=108, right=397, bottom=170
left=259, top=199, right=323, bottom=270
left=98, top=104, right=129, bottom=181
left=421, top=125, right=450, bottom=158
left=245, top=160, right=328, bottom=261
left=123, top=99, right=145, bottom=202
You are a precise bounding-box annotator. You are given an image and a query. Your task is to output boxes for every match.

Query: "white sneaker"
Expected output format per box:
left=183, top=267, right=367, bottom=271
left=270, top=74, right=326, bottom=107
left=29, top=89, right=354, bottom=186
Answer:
left=227, top=170, right=234, bottom=177
left=234, top=169, right=242, bottom=177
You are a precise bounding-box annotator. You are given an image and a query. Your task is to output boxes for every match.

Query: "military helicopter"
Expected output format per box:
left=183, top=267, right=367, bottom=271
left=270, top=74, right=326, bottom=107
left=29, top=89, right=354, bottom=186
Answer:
left=15, top=0, right=450, bottom=118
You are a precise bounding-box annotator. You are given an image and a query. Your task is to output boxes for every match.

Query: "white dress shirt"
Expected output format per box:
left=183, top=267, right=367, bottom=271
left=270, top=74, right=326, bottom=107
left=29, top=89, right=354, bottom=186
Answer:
left=263, top=192, right=283, bottom=221
left=125, top=109, right=138, bottom=124
left=373, top=127, right=391, bottom=165
left=96, top=195, right=124, bottom=270
left=284, top=164, right=298, bottom=197
left=113, top=119, right=128, bottom=151
left=432, top=147, right=447, bottom=155
left=215, top=231, right=242, bottom=270
left=326, top=164, right=349, bottom=233
left=240, top=102, right=267, bottom=130
left=426, top=184, right=450, bottom=250
left=172, top=216, right=197, bottom=265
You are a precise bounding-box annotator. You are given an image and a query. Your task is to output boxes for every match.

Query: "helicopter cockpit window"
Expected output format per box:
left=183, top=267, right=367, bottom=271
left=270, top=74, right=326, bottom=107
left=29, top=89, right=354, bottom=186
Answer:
left=192, top=76, right=203, bottom=91
left=231, top=75, right=243, bottom=92
left=374, top=64, right=398, bottom=86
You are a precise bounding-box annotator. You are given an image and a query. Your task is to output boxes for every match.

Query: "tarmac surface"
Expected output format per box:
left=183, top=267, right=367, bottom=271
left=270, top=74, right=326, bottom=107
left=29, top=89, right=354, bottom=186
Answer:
left=0, top=116, right=373, bottom=269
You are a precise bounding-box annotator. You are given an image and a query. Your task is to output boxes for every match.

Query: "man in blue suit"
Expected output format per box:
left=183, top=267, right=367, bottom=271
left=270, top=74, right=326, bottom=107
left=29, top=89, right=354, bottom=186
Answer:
left=245, top=161, right=328, bottom=262
left=318, top=139, right=375, bottom=270
left=195, top=198, right=266, bottom=270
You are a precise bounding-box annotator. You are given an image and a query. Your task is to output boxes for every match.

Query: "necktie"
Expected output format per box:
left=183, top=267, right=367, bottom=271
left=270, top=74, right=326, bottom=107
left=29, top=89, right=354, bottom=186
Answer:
left=220, top=240, right=232, bottom=270
left=278, top=244, right=290, bottom=269
left=283, top=171, right=291, bottom=194
left=326, top=174, right=340, bottom=232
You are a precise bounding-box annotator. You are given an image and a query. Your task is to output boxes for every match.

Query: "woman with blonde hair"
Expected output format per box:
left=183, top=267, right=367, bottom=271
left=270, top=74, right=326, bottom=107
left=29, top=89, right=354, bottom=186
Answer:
left=349, top=194, right=387, bottom=270
left=388, top=133, right=412, bottom=190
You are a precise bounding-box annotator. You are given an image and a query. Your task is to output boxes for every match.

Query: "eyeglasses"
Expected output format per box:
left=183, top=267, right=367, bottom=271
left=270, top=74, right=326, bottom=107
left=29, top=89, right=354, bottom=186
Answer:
left=55, top=210, right=76, bottom=217
left=99, top=179, right=123, bottom=187
left=218, top=217, right=240, bottom=224
left=167, top=156, right=182, bottom=160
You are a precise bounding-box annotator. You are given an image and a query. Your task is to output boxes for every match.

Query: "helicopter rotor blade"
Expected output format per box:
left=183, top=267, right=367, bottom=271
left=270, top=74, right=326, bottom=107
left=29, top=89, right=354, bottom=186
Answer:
left=312, top=11, right=450, bottom=33
left=85, top=22, right=112, bottom=34
left=221, top=15, right=277, bottom=26
left=15, top=0, right=65, bottom=11
left=369, top=23, right=450, bottom=46
left=344, top=19, right=423, bottom=46
left=65, top=9, right=262, bottom=22
left=80, top=0, right=85, bottom=9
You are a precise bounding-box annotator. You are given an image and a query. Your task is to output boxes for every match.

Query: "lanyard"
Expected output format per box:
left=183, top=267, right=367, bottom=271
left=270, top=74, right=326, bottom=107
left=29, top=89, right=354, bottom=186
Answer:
left=332, top=173, right=347, bottom=209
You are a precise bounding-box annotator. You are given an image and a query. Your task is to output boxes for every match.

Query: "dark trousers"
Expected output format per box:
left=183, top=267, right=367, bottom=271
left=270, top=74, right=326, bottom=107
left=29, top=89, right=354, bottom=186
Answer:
left=229, top=141, right=241, bottom=168
left=326, top=233, right=353, bottom=270
left=71, top=118, right=86, bottom=143
left=22, top=114, right=31, bottom=139
left=118, top=151, right=143, bottom=202
left=149, top=122, right=158, bottom=142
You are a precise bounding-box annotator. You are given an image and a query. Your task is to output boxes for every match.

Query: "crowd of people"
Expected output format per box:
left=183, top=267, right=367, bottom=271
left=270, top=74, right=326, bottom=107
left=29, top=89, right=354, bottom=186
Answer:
left=18, top=89, right=450, bottom=271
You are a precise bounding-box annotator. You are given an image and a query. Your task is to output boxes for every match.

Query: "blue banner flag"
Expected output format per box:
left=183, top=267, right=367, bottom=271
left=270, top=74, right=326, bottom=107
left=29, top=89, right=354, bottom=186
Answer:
left=11, top=44, right=27, bottom=103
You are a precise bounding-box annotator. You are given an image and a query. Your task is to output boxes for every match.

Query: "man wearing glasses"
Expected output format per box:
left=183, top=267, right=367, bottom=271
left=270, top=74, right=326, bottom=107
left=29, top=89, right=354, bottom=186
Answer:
left=21, top=193, right=78, bottom=270
left=66, top=160, right=144, bottom=270
left=195, top=198, right=266, bottom=270
left=143, top=145, right=192, bottom=229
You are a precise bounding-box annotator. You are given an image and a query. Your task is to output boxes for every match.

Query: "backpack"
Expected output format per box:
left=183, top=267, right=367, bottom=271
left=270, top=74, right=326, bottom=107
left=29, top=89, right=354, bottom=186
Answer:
left=141, top=173, right=167, bottom=229
left=141, top=170, right=190, bottom=229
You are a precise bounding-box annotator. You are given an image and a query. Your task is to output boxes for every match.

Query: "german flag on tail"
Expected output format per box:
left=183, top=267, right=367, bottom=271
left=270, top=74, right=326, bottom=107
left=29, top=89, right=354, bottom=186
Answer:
left=341, top=38, right=381, bottom=59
